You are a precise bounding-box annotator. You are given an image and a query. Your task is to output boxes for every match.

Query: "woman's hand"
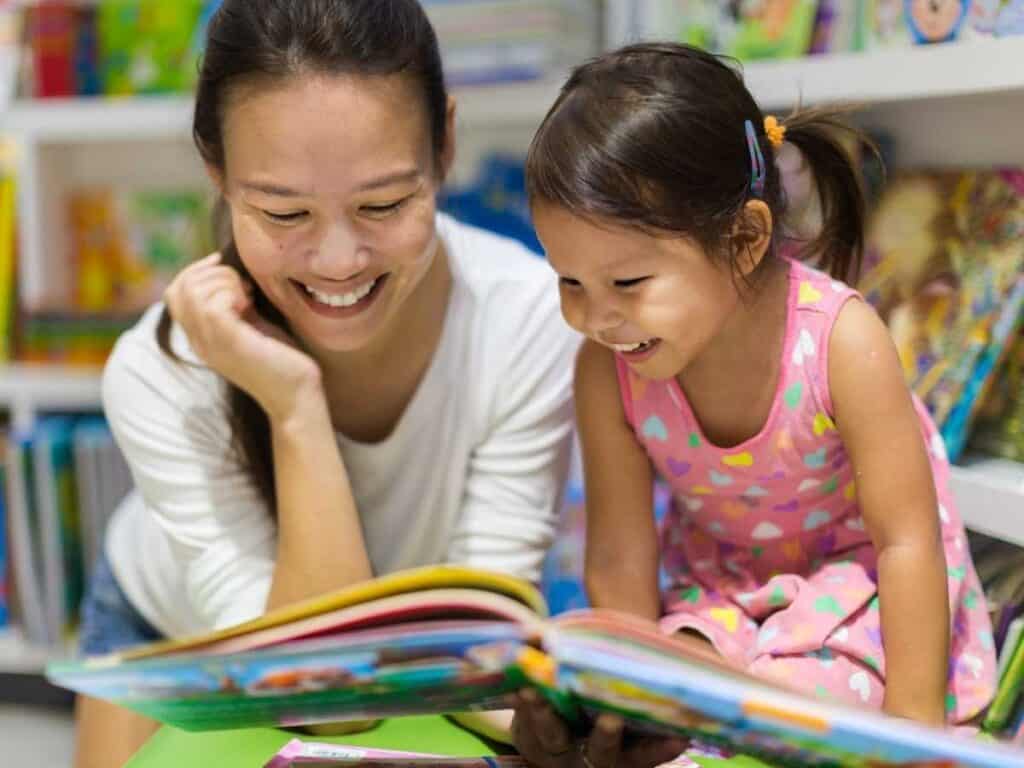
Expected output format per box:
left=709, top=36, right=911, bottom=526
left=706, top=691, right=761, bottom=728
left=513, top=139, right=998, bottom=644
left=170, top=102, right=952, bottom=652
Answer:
left=511, top=690, right=686, bottom=768
left=165, top=253, right=324, bottom=422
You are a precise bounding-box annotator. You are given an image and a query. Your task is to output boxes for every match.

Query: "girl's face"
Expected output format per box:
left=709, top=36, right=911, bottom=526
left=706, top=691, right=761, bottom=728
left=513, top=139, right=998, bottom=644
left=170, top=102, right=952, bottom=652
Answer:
left=215, top=73, right=452, bottom=355
left=533, top=204, right=742, bottom=381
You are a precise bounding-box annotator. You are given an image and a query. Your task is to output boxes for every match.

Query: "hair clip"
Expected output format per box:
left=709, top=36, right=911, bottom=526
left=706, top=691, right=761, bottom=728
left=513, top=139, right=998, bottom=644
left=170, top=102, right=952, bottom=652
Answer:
left=745, top=119, right=766, bottom=198
left=764, top=115, right=786, bottom=148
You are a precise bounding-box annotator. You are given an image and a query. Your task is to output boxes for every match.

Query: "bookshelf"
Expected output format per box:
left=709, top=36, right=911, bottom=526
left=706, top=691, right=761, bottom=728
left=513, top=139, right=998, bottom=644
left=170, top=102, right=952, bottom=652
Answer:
left=740, top=36, right=1024, bottom=110
left=740, top=37, right=1024, bottom=170
left=951, top=458, right=1024, bottom=548
left=1, top=77, right=568, bottom=142
left=0, top=364, right=103, bottom=431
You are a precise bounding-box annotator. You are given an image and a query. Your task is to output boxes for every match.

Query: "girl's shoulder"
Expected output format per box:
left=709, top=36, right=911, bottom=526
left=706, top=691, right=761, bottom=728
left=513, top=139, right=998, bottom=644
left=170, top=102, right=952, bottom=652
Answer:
left=787, top=257, right=860, bottom=307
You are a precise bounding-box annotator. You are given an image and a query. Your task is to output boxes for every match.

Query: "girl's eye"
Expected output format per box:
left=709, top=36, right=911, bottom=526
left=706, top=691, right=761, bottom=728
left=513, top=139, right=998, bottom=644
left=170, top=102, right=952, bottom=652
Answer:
left=361, top=198, right=409, bottom=217
left=559, top=277, right=582, bottom=288
left=614, top=277, right=651, bottom=288
left=262, top=210, right=307, bottom=224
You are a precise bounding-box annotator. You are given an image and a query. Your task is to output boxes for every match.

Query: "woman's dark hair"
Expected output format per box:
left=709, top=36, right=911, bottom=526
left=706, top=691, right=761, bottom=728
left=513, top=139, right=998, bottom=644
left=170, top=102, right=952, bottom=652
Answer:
left=157, top=0, right=449, bottom=514
left=526, top=42, right=875, bottom=286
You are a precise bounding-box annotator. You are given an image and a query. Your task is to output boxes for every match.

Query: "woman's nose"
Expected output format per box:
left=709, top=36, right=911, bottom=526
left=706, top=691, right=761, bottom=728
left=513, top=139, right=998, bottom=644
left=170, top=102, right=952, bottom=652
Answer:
left=309, top=222, right=370, bottom=279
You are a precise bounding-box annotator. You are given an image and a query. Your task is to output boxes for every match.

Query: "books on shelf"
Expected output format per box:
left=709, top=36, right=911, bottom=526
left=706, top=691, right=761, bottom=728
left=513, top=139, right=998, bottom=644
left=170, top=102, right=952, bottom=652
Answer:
left=47, top=565, right=1024, bottom=767
left=423, top=0, right=600, bottom=87
left=2, top=416, right=131, bottom=646
left=860, top=169, right=1024, bottom=463
left=14, top=0, right=601, bottom=99
left=607, top=0, right=1024, bottom=57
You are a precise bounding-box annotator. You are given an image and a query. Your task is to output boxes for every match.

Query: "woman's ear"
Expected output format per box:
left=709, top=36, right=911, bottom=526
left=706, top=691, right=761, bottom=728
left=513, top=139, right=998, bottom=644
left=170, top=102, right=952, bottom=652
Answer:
left=205, top=163, right=226, bottom=197
left=732, top=199, right=774, bottom=278
left=439, top=95, right=457, bottom=182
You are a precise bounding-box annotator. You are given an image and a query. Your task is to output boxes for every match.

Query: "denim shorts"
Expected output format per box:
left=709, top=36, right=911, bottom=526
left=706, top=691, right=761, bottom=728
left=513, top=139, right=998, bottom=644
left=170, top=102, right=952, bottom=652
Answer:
left=78, top=549, right=164, bottom=657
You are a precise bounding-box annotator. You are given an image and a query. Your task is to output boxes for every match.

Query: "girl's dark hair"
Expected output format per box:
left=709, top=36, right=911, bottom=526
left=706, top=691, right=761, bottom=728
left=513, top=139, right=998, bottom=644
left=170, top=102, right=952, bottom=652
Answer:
left=157, top=0, right=448, bottom=514
left=526, top=42, right=874, bottom=285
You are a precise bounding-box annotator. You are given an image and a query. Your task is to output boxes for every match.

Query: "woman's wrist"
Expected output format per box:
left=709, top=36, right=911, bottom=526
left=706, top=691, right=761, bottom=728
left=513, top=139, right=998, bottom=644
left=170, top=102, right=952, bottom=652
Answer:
left=267, top=375, right=331, bottom=438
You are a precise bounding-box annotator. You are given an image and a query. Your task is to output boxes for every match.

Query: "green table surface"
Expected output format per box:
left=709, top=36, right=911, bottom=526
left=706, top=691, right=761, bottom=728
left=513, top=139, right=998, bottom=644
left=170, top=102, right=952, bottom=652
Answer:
left=127, top=717, right=771, bottom=768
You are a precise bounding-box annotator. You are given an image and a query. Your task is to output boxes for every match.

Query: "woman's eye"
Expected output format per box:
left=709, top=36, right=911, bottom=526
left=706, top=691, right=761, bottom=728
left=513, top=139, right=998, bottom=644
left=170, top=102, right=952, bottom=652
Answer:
left=361, top=198, right=408, bottom=216
left=262, top=210, right=307, bottom=224
left=614, top=277, right=651, bottom=288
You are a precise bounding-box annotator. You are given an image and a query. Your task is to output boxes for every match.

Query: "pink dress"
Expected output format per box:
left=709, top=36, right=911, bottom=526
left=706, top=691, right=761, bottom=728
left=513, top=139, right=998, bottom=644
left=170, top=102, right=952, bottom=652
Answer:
left=614, top=259, right=996, bottom=722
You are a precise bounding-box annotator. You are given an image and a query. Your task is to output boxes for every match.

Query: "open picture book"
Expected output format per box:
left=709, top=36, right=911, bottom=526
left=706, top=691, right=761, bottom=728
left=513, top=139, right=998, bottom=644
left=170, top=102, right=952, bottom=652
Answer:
left=48, top=565, right=1023, bottom=767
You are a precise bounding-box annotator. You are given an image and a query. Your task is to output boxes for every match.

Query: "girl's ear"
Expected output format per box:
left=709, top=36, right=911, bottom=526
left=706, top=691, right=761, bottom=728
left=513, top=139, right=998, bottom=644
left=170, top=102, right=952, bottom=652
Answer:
left=731, top=199, right=774, bottom=278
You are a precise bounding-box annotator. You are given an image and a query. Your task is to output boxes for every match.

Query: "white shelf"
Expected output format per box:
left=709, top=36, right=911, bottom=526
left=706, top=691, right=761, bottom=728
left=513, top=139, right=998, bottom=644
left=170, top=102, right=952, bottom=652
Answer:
left=743, top=36, right=1024, bottom=111
left=0, top=78, right=566, bottom=144
left=4, top=96, right=195, bottom=143
left=951, top=456, right=1024, bottom=548
left=0, top=364, right=103, bottom=429
left=0, top=629, right=67, bottom=674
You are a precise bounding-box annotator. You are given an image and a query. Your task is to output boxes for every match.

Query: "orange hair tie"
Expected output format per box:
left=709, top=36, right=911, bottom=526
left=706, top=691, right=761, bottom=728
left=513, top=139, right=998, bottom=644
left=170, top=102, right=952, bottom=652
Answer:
left=764, top=115, right=786, bottom=148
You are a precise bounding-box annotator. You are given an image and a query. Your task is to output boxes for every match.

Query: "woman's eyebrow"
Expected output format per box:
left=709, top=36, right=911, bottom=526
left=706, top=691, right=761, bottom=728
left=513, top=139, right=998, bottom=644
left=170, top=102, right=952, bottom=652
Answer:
left=240, top=181, right=311, bottom=197
left=355, top=168, right=421, bottom=192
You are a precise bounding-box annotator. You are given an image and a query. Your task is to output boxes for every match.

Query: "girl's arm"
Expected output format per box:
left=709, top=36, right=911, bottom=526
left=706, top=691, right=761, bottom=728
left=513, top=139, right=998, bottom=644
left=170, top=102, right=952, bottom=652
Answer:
left=829, top=299, right=949, bottom=726
left=576, top=340, right=661, bottom=620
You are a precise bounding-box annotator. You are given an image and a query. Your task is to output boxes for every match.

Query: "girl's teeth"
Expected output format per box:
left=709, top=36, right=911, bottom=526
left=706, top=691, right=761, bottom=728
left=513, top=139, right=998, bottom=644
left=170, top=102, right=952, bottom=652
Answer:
left=611, top=340, right=654, bottom=353
left=306, top=278, right=378, bottom=307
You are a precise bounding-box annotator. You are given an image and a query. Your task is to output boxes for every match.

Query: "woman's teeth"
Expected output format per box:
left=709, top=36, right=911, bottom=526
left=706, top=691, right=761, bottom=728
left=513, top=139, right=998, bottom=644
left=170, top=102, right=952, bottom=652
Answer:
left=305, top=278, right=378, bottom=308
left=611, top=339, right=656, bottom=353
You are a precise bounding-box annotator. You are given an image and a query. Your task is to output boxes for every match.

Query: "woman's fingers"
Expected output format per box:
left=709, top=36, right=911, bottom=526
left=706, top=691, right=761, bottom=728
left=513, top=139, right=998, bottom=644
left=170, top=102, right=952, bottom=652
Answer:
left=165, top=263, right=253, bottom=359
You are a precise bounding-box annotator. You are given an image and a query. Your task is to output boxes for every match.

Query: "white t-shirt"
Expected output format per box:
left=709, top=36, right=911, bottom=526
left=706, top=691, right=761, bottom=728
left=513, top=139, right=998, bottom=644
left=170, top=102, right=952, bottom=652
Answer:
left=103, top=214, right=580, bottom=638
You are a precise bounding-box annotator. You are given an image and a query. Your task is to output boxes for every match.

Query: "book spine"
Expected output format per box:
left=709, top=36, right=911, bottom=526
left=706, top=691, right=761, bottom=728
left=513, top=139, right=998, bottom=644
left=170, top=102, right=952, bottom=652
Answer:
left=73, top=4, right=102, bottom=96
left=6, top=434, right=51, bottom=644
left=29, top=2, right=76, bottom=98
left=0, top=172, right=16, bottom=362
left=984, top=625, right=1024, bottom=731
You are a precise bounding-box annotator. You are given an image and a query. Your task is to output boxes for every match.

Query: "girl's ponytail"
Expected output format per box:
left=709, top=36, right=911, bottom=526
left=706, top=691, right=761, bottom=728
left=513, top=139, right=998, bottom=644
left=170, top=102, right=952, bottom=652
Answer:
left=779, top=107, right=880, bottom=284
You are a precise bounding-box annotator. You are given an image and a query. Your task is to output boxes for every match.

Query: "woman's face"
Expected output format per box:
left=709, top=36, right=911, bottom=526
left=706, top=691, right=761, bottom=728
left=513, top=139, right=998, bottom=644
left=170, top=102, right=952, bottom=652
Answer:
left=216, top=73, right=452, bottom=355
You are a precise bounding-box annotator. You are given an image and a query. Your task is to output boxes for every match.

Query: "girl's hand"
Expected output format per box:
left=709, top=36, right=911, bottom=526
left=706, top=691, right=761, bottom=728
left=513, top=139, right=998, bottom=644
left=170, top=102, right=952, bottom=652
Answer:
left=164, top=253, right=324, bottom=422
left=511, top=690, right=686, bottom=768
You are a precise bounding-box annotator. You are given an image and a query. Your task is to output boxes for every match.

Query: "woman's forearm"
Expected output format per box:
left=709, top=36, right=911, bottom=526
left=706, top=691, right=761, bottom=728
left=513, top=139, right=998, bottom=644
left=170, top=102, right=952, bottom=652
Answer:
left=266, top=395, right=373, bottom=611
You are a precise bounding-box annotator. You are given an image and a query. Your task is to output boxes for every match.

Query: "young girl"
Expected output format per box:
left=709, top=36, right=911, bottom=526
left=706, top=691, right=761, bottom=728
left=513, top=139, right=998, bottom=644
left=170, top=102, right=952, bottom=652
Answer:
left=76, top=1, right=579, bottom=766
left=520, top=42, right=996, bottom=747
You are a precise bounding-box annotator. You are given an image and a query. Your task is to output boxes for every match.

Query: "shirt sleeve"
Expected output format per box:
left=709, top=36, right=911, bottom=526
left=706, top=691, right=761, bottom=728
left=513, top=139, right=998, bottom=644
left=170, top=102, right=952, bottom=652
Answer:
left=445, top=281, right=581, bottom=582
left=102, top=315, right=276, bottom=630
